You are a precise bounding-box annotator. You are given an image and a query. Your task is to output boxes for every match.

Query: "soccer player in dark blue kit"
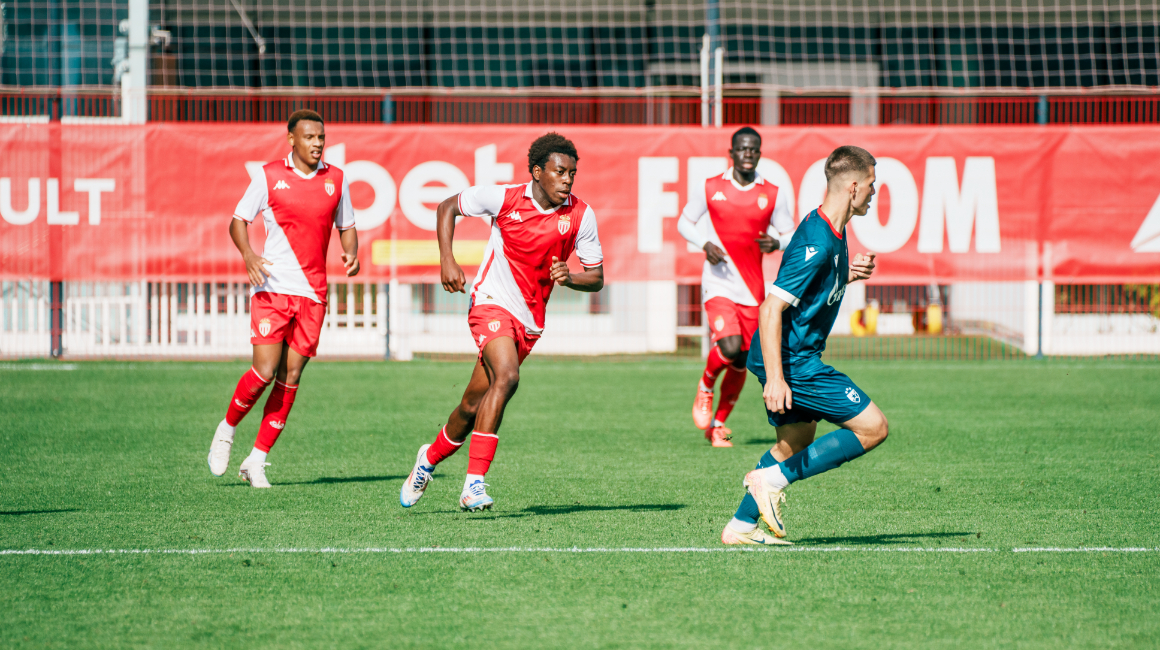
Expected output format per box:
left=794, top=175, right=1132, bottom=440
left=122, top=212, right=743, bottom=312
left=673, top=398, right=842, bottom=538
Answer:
left=721, top=145, right=888, bottom=546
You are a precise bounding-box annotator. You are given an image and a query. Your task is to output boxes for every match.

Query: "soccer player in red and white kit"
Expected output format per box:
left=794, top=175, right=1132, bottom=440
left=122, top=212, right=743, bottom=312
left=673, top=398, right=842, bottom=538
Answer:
left=399, top=133, right=603, bottom=511
left=206, top=109, right=359, bottom=488
left=678, top=127, right=794, bottom=447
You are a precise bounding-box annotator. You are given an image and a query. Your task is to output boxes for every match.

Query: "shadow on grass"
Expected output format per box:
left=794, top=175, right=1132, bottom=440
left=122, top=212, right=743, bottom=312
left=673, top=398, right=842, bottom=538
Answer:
left=0, top=509, right=79, bottom=516
left=219, top=475, right=406, bottom=487
left=743, top=438, right=779, bottom=446
left=794, top=532, right=976, bottom=546
left=408, top=503, right=687, bottom=520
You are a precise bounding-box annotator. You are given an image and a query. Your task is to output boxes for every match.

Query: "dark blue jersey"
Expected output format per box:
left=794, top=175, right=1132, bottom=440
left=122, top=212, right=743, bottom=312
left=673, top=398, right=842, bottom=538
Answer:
left=761, top=208, right=850, bottom=364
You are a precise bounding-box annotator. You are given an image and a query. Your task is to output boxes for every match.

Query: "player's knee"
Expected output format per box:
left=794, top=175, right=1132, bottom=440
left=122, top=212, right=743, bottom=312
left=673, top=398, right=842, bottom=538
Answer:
left=717, top=338, right=742, bottom=360
left=869, top=415, right=889, bottom=445
left=493, top=368, right=520, bottom=396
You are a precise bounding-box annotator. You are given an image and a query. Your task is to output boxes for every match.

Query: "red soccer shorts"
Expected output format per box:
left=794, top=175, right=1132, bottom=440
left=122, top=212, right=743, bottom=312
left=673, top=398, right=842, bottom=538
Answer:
left=705, top=296, right=759, bottom=351
left=250, top=291, right=327, bottom=358
left=468, top=304, right=539, bottom=364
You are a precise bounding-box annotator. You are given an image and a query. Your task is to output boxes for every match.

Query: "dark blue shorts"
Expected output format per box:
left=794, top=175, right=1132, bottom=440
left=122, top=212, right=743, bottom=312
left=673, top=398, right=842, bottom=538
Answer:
left=749, top=356, right=871, bottom=428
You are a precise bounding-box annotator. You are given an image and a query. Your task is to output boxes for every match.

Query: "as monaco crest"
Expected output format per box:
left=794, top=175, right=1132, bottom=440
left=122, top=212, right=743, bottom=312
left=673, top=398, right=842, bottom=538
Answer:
left=324, top=178, right=335, bottom=196
left=758, top=194, right=769, bottom=210
left=557, top=214, right=571, bottom=236
left=714, top=315, right=725, bottom=332
left=488, top=320, right=501, bottom=333
left=258, top=318, right=272, bottom=337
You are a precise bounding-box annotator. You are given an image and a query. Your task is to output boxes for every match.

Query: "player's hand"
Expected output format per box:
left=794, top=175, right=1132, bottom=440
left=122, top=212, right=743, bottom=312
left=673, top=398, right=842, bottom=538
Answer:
left=342, top=253, right=360, bottom=277
left=756, top=231, right=780, bottom=253
left=849, top=252, right=876, bottom=282
left=549, top=256, right=571, bottom=287
left=763, top=375, right=793, bottom=414
left=243, top=252, right=273, bottom=287
left=703, top=242, right=727, bottom=265
left=441, top=257, right=466, bottom=293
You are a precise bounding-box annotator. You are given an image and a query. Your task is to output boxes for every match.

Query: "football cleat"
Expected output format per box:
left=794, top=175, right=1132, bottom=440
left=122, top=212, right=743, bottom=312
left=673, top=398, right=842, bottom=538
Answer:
left=706, top=425, right=733, bottom=448
left=692, top=390, right=714, bottom=430
left=721, top=524, right=792, bottom=546
left=207, top=419, right=235, bottom=477
left=400, top=444, right=433, bottom=508
left=460, top=479, right=494, bottom=512
left=744, top=469, right=787, bottom=538
left=238, top=457, right=272, bottom=488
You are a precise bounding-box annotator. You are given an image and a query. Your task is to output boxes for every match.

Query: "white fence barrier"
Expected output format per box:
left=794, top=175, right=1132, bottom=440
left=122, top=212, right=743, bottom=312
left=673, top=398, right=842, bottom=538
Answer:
left=2, top=279, right=1159, bottom=359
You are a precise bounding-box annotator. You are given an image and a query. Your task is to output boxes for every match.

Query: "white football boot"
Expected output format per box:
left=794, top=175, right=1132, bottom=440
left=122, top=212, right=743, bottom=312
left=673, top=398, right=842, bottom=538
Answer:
left=460, top=479, right=494, bottom=512
left=399, top=444, right=433, bottom=508
left=238, top=457, right=272, bottom=488
left=207, top=419, right=235, bottom=477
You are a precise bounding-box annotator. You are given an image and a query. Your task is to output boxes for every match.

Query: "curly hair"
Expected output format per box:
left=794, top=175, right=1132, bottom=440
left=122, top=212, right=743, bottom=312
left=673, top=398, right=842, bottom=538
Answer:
left=287, top=109, right=324, bottom=133
left=527, top=132, right=579, bottom=174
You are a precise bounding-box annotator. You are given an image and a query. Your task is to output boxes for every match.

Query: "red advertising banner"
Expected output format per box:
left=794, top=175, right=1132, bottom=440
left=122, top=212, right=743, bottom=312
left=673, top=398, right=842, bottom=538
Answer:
left=1, top=123, right=1158, bottom=284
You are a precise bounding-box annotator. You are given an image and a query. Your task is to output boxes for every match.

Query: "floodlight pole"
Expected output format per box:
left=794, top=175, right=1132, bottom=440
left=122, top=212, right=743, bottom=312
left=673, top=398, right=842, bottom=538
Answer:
left=714, top=47, right=723, bottom=128
left=125, top=0, right=148, bottom=123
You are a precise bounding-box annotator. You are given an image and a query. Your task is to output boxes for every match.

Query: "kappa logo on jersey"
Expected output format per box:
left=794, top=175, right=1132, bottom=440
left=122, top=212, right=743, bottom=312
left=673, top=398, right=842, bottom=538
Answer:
left=758, top=194, right=769, bottom=210
left=270, top=420, right=285, bottom=430
left=714, top=315, right=725, bottom=332
left=558, top=213, right=571, bottom=236
left=272, top=180, right=291, bottom=191
left=324, top=178, right=335, bottom=196
left=258, top=318, right=272, bottom=337
left=487, top=320, right=501, bottom=333
left=804, top=246, right=820, bottom=261
left=508, top=211, right=522, bottom=222
left=845, top=387, right=861, bottom=403
left=711, top=191, right=728, bottom=201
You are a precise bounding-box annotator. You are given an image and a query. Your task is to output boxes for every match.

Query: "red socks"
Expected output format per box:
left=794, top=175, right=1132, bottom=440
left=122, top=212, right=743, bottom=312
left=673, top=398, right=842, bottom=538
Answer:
left=254, top=380, right=298, bottom=453
left=424, top=426, right=464, bottom=467
left=714, top=364, right=747, bottom=424
left=467, top=432, right=499, bottom=476
left=701, top=346, right=731, bottom=389
left=225, top=367, right=272, bottom=426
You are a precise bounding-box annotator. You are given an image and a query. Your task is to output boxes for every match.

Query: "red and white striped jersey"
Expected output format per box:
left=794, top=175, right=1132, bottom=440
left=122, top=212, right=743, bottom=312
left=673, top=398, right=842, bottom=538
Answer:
left=678, top=168, right=792, bottom=306
left=233, top=154, right=355, bottom=304
left=458, top=182, right=603, bottom=335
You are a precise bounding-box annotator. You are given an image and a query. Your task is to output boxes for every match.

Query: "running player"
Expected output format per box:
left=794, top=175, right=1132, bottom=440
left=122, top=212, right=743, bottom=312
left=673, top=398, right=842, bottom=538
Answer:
left=720, top=145, right=888, bottom=546
left=678, top=126, right=793, bottom=447
left=399, top=133, right=604, bottom=512
left=206, top=109, right=359, bottom=488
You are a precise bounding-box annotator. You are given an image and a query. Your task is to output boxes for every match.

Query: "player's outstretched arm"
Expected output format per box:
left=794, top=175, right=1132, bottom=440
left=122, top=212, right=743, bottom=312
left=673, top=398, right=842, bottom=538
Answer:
left=848, top=252, right=876, bottom=283
left=549, top=256, right=603, bottom=292
left=436, top=195, right=466, bottom=293
left=758, top=294, right=793, bottom=414
left=229, top=218, right=272, bottom=287
left=339, top=228, right=359, bottom=277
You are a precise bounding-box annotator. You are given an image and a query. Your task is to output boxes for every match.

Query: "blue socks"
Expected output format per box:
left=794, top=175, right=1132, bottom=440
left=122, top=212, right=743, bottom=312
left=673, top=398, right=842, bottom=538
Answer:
left=732, top=430, right=867, bottom=526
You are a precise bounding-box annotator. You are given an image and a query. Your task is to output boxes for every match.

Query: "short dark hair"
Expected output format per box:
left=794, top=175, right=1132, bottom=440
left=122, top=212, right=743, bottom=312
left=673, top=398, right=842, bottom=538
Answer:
left=731, top=126, right=761, bottom=148
left=527, top=132, right=579, bottom=173
left=288, top=109, right=324, bottom=133
left=824, top=145, right=876, bottom=183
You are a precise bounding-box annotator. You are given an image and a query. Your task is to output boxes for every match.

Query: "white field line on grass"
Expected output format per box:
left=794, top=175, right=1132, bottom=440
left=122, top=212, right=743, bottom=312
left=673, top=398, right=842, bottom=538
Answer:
left=0, top=363, right=77, bottom=371
left=1, top=546, right=1157, bottom=557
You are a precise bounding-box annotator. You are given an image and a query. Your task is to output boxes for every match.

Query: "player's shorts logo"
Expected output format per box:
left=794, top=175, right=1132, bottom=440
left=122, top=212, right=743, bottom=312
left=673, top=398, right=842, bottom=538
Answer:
left=557, top=213, right=571, bottom=236
left=845, top=387, right=861, bottom=403
left=324, top=178, right=335, bottom=196
left=270, top=420, right=285, bottom=430
left=758, top=194, right=769, bottom=209
left=258, top=318, right=272, bottom=337
left=478, top=334, right=487, bottom=346
left=487, top=320, right=501, bottom=333
left=714, top=315, right=725, bottom=332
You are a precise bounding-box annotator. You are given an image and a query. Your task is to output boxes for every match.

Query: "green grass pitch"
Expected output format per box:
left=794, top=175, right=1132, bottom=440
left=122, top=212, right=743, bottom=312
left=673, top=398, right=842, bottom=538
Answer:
left=1, top=357, right=1158, bottom=648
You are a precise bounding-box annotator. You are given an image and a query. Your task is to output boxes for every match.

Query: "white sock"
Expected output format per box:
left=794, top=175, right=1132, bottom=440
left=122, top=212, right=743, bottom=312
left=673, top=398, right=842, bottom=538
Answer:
left=246, top=448, right=267, bottom=464
left=728, top=518, right=757, bottom=533
left=762, top=465, right=789, bottom=490
left=463, top=473, right=485, bottom=491
left=698, top=380, right=713, bottom=393
left=711, top=418, right=725, bottom=428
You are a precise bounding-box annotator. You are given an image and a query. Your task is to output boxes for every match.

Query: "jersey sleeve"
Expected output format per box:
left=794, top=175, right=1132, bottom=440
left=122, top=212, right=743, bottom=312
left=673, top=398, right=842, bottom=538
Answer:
left=575, top=205, right=604, bottom=267
left=457, top=185, right=508, bottom=218
left=770, top=236, right=829, bottom=307
left=677, top=181, right=710, bottom=249
left=233, top=173, right=268, bottom=223
left=769, top=188, right=794, bottom=236
left=335, top=174, right=356, bottom=230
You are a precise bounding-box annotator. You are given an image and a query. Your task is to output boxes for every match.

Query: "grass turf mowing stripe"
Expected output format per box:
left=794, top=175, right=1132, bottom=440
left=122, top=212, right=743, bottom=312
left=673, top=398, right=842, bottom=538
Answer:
left=3, top=547, right=1158, bottom=556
